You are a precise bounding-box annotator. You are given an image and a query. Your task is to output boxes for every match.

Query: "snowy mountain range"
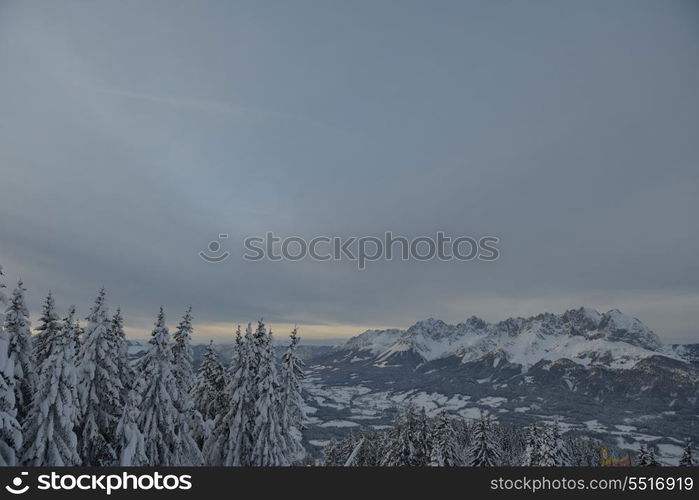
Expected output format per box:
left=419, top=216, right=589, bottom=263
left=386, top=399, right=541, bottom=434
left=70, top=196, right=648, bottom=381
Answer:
left=123, top=308, right=696, bottom=463
left=302, top=308, right=698, bottom=463
left=335, top=308, right=685, bottom=370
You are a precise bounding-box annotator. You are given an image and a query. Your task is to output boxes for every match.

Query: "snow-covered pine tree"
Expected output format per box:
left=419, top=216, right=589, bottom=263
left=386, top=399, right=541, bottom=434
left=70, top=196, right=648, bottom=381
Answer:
left=114, top=388, right=148, bottom=466
left=468, top=412, right=500, bottom=467
left=188, top=341, right=224, bottom=449
left=430, top=411, right=462, bottom=466
left=205, top=324, right=256, bottom=466
left=0, top=268, right=7, bottom=309
left=22, top=292, right=80, bottom=466
left=138, top=307, right=203, bottom=466
left=647, top=448, right=661, bottom=466
left=679, top=441, right=694, bottom=466
left=76, top=288, right=123, bottom=466
left=452, top=418, right=471, bottom=457
left=249, top=319, right=265, bottom=375
left=495, top=424, right=525, bottom=466
left=343, top=436, right=365, bottom=466
left=0, top=266, right=21, bottom=466
left=538, top=424, right=555, bottom=466
left=171, top=308, right=203, bottom=466
left=111, top=308, right=134, bottom=394
left=34, top=291, right=61, bottom=369
left=137, top=307, right=178, bottom=465
left=173, top=406, right=204, bottom=466
left=63, top=306, right=82, bottom=365
left=567, top=436, right=602, bottom=466
left=352, top=429, right=384, bottom=466
left=4, top=280, right=36, bottom=424
left=539, top=422, right=570, bottom=466
left=324, top=432, right=360, bottom=466
left=172, top=307, right=194, bottom=395
left=636, top=444, right=651, bottom=466
left=0, top=356, right=20, bottom=466
left=191, top=341, right=227, bottom=422
left=0, top=267, right=7, bottom=311
left=279, top=326, right=306, bottom=462
left=382, top=404, right=431, bottom=466
left=322, top=439, right=343, bottom=466
left=190, top=341, right=228, bottom=453
left=251, top=322, right=288, bottom=466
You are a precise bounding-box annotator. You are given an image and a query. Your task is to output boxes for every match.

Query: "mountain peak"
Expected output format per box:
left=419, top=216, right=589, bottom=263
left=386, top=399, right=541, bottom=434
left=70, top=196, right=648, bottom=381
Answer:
left=339, top=307, right=670, bottom=368
left=599, top=309, right=662, bottom=350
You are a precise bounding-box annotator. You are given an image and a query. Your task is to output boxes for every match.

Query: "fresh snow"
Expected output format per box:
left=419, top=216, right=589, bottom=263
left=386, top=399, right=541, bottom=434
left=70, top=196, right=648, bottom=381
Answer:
left=319, top=420, right=360, bottom=428
left=337, top=307, right=680, bottom=371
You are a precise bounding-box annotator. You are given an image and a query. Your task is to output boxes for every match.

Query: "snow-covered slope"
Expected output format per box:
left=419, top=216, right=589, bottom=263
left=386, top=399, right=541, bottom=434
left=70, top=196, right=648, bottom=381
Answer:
left=336, top=308, right=678, bottom=371
left=308, top=309, right=697, bottom=460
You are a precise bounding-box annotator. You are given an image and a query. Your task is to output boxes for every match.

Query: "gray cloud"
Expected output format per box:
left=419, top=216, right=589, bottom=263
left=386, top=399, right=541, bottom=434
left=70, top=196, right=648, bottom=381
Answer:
left=1, top=0, right=697, bottom=343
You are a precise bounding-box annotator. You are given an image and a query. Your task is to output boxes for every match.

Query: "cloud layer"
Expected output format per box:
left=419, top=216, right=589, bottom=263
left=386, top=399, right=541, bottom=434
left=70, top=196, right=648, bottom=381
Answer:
left=1, top=1, right=697, bottom=342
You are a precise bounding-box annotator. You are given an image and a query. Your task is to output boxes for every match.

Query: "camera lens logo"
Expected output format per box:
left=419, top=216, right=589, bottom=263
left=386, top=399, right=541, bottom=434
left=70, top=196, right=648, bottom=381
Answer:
left=199, top=234, right=230, bottom=263
left=6, top=472, right=29, bottom=495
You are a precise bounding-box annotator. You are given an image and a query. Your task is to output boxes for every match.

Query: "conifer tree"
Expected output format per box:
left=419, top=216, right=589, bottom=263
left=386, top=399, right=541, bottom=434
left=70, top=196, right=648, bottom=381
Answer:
left=647, top=448, right=661, bottom=466
left=173, top=404, right=204, bottom=466
left=77, top=288, right=123, bottom=466
left=382, top=405, right=431, bottom=466
left=205, top=325, right=255, bottom=465
left=539, top=424, right=555, bottom=466
left=171, top=308, right=203, bottom=466
left=189, top=341, right=225, bottom=449
left=4, top=280, right=36, bottom=424
left=0, top=364, right=20, bottom=466
left=343, top=436, right=365, bottom=466
left=34, top=291, right=60, bottom=369
left=111, top=308, right=134, bottom=394
left=137, top=307, right=178, bottom=466
left=115, top=388, right=148, bottom=466
left=0, top=267, right=6, bottom=309
left=539, top=422, right=570, bottom=466
left=172, top=307, right=194, bottom=395
left=191, top=341, right=227, bottom=422
left=324, top=433, right=359, bottom=466
left=323, top=439, right=343, bottom=466
left=280, top=326, right=306, bottom=461
left=679, top=441, right=694, bottom=467
left=251, top=322, right=288, bottom=466
left=567, top=436, right=602, bottom=466
left=522, top=423, right=541, bottom=466
left=468, top=412, right=500, bottom=467
left=430, top=411, right=462, bottom=466
left=351, top=429, right=384, bottom=466
left=22, top=293, right=80, bottom=466
left=637, top=444, right=651, bottom=466
left=0, top=267, right=21, bottom=466
left=138, top=307, right=202, bottom=466
left=62, top=306, right=82, bottom=364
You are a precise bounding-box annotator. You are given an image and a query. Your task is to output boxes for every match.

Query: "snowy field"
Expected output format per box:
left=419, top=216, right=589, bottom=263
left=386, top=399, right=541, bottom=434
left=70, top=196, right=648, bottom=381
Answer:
left=301, top=377, right=689, bottom=464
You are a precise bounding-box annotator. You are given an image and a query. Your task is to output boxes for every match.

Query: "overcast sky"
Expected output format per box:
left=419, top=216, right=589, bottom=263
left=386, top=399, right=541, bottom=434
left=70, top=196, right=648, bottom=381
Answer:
left=1, top=1, right=697, bottom=343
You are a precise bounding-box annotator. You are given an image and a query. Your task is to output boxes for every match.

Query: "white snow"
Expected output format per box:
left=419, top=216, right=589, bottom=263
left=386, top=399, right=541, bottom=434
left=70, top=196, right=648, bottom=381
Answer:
left=338, top=308, right=678, bottom=371
left=478, top=396, right=507, bottom=408
left=308, top=440, right=331, bottom=448
left=319, top=420, right=360, bottom=428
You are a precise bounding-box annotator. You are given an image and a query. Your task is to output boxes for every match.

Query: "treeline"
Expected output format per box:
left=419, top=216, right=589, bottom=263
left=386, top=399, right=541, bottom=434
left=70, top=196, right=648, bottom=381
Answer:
left=1, top=264, right=695, bottom=468
left=0, top=265, right=305, bottom=466
left=323, top=406, right=696, bottom=467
